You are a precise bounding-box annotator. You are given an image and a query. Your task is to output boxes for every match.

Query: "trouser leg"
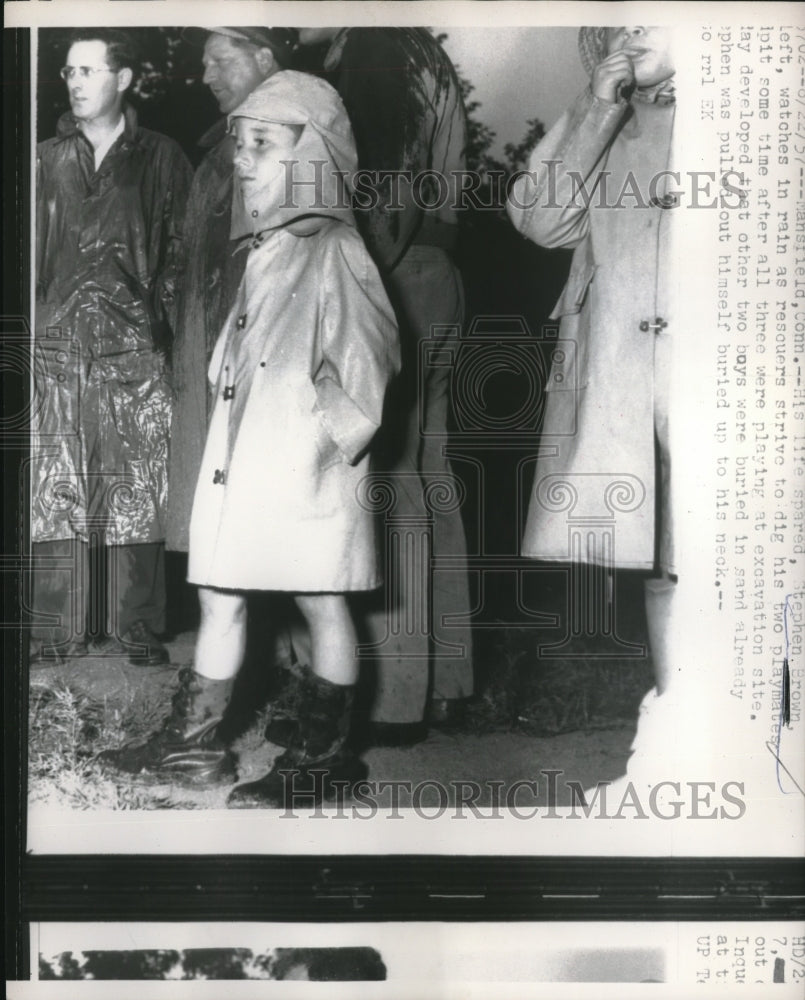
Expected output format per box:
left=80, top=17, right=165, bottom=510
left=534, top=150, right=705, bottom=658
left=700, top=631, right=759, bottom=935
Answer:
left=367, top=247, right=473, bottom=724
left=30, top=537, right=89, bottom=649
left=361, top=465, right=431, bottom=725
left=108, top=542, right=166, bottom=637
left=420, top=378, right=474, bottom=701
left=644, top=575, right=676, bottom=696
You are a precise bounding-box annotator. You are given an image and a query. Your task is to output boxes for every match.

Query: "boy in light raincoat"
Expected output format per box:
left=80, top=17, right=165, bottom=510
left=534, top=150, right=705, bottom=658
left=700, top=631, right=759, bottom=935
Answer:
left=103, top=71, right=400, bottom=807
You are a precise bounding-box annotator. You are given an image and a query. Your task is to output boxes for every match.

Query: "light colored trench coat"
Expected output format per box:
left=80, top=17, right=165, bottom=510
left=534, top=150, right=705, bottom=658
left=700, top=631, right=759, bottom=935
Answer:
left=508, top=87, right=677, bottom=571
left=187, top=216, right=400, bottom=592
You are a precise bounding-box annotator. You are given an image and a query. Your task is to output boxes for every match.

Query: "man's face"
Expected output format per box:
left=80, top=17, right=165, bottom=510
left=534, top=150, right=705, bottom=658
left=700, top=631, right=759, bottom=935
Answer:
left=202, top=34, right=271, bottom=114
left=606, top=26, right=674, bottom=87
left=297, top=28, right=340, bottom=47
left=232, top=117, right=301, bottom=205
left=64, top=40, right=126, bottom=124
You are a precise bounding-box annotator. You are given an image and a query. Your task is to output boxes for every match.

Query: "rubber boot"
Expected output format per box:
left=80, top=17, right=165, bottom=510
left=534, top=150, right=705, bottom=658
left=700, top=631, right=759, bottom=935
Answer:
left=99, top=668, right=237, bottom=787
left=264, top=665, right=308, bottom=748
left=227, top=672, right=366, bottom=809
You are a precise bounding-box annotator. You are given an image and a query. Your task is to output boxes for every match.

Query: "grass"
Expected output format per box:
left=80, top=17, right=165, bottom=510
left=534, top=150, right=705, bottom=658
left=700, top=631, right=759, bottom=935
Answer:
left=28, top=678, right=198, bottom=810
left=468, top=627, right=653, bottom=736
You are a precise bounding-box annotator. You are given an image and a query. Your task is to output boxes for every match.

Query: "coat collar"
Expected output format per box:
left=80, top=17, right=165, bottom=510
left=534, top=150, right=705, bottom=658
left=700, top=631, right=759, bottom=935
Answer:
left=56, top=102, right=138, bottom=142
left=633, top=79, right=676, bottom=105
left=198, top=116, right=229, bottom=150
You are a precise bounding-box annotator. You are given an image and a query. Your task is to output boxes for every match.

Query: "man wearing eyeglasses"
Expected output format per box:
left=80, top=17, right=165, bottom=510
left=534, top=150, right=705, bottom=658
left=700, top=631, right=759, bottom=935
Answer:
left=31, top=29, right=192, bottom=666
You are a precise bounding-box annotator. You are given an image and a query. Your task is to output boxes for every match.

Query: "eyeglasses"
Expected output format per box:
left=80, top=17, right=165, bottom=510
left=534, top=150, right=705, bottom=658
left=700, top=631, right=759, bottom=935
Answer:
left=59, top=66, right=116, bottom=82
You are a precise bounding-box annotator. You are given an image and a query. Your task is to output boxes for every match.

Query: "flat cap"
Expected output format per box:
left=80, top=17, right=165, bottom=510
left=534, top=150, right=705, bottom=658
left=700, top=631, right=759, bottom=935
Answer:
left=182, top=27, right=297, bottom=67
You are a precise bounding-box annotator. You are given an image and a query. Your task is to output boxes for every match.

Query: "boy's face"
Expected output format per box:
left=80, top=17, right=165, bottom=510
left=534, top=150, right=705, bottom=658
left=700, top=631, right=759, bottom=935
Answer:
left=232, top=118, right=301, bottom=203
left=606, top=26, right=674, bottom=87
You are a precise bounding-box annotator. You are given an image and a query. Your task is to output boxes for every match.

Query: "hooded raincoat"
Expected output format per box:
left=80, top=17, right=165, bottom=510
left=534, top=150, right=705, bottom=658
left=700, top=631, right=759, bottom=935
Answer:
left=33, top=107, right=192, bottom=545
left=507, top=29, right=677, bottom=572
left=187, top=71, right=400, bottom=592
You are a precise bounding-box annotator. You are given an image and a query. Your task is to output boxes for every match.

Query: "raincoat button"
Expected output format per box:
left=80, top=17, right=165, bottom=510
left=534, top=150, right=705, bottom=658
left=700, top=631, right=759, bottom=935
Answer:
left=640, top=317, right=668, bottom=333
left=237, top=314, right=247, bottom=329
left=213, top=469, right=227, bottom=485
left=251, top=210, right=258, bottom=218
left=223, top=385, right=235, bottom=401
left=260, top=362, right=266, bottom=368
left=650, top=194, right=677, bottom=209
left=57, top=373, right=66, bottom=383
left=56, top=351, right=67, bottom=363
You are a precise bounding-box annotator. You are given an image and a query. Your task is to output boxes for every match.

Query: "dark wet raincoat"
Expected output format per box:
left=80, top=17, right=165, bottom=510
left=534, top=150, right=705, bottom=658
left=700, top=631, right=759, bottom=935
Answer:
left=164, top=117, right=248, bottom=552
left=33, top=107, right=192, bottom=545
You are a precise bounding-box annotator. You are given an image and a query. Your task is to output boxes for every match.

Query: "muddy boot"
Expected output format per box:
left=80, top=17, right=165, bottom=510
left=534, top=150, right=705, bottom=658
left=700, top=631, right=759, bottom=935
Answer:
left=227, top=672, right=366, bottom=809
left=263, top=666, right=307, bottom=748
left=99, top=668, right=237, bottom=787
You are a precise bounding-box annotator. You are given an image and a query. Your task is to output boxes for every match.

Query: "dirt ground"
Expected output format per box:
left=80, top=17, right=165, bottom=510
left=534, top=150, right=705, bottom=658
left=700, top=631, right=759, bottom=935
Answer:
left=30, top=628, right=638, bottom=810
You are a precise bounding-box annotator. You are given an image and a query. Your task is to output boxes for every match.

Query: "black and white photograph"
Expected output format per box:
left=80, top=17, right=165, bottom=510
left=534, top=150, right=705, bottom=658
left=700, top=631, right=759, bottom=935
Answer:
left=6, top=0, right=804, bottom=856
left=17, top=919, right=805, bottom=996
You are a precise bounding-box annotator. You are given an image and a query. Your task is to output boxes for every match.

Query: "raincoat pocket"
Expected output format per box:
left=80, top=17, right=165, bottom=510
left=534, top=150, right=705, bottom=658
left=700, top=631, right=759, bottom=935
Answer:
left=549, top=238, right=597, bottom=320
left=545, top=239, right=595, bottom=392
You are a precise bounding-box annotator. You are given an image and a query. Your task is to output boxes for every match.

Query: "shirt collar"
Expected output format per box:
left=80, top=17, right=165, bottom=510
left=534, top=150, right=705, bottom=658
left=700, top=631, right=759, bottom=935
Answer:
left=89, top=113, right=126, bottom=169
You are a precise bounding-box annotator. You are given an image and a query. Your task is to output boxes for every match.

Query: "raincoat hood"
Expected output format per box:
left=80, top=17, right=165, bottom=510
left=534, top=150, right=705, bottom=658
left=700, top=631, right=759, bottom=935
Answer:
left=578, top=27, right=675, bottom=104
left=228, top=70, right=357, bottom=238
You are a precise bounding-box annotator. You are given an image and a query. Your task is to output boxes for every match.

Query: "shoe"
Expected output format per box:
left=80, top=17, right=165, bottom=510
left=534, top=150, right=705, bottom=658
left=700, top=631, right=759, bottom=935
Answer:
left=29, top=638, right=88, bottom=667
left=271, top=716, right=429, bottom=751
left=428, top=697, right=468, bottom=730
left=91, top=620, right=170, bottom=666
left=99, top=668, right=237, bottom=787
left=226, top=748, right=368, bottom=809
left=228, top=673, right=364, bottom=809
left=264, top=712, right=300, bottom=748
left=263, top=666, right=308, bottom=747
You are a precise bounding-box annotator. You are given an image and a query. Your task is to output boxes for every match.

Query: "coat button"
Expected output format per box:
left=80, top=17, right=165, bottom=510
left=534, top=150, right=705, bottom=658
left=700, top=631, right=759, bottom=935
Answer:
left=223, top=385, right=235, bottom=400
left=650, top=194, right=677, bottom=209
left=236, top=314, right=247, bottom=329
left=251, top=210, right=258, bottom=218
left=640, top=317, right=668, bottom=333
left=213, top=469, right=227, bottom=485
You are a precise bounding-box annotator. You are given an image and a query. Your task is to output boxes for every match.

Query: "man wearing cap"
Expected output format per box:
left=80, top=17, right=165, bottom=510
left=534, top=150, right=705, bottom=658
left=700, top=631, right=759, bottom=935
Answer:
left=166, top=27, right=296, bottom=554
left=296, top=27, right=474, bottom=744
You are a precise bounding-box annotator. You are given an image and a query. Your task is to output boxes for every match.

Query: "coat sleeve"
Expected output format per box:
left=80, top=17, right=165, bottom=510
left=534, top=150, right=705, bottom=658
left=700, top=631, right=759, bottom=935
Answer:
left=506, top=88, right=628, bottom=250
left=153, top=141, right=194, bottom=336
left=313, top=232, right=401, bottom=466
